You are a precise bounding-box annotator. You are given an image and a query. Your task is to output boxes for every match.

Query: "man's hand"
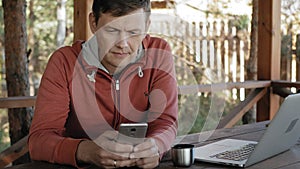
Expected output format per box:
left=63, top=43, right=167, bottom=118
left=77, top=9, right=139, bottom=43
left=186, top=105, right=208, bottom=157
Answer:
left=130, top=138, right=160, bottom=169
left=76, top=130, right=138, bottom=168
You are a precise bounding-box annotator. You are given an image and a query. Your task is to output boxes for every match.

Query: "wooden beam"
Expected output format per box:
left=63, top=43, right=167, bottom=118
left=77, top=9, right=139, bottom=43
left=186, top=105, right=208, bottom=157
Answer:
left=257, top=0, right=281, bottom=121
left=178, top=80, right=271, bottom=95
left=273, top=87, right=293, bottom=98
left=0, top=135, right=28, bottom=168
left=217, top=88, right=268, bottom=129
left=73, top=0, right=93, bottom=41
left=151, top=1, right=175, bottom=9
left=272, top=80, right=300, bottom=98
left=272, top=80, right=300, bottom=88
left=0, top=96, right=36, bottom=109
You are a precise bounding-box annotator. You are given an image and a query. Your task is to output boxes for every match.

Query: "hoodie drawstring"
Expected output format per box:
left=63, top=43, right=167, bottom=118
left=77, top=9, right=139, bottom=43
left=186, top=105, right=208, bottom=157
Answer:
left=138, top=66, right=144, bottom=78
left=87, top=70, right=96, bottom=83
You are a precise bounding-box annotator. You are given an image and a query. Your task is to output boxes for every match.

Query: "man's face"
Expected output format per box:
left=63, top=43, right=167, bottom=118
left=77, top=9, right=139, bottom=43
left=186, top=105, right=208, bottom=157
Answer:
left=93, top=9, right=150, bottom=74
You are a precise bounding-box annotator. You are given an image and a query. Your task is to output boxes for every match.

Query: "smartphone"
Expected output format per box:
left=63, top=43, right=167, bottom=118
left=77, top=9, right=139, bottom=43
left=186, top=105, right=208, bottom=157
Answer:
left=117, top=123, right=148, bottom=145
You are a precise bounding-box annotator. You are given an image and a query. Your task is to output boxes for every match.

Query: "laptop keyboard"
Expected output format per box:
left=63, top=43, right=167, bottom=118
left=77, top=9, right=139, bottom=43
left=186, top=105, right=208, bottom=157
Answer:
left=210, top=143, right=257, bottom=161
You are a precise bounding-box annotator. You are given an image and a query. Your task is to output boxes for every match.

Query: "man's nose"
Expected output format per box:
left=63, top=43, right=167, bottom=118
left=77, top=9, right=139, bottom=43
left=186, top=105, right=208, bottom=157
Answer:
left=116, top=32, right=129, bottom=48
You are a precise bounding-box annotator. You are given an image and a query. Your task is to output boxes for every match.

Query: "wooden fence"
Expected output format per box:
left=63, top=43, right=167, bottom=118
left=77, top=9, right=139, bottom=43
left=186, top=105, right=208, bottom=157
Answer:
left=150, top=18, right=300, bottom=100
left=281, top=33, right=300, bottom=82
left=150, top=18, right=250, bottom=100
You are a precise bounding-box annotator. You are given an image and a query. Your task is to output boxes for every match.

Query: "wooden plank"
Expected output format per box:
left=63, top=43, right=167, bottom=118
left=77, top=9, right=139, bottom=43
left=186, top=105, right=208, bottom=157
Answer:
left=161, top=121, right=300, bottom=169
left=0, top=135, right=28, bottom=168
left=3, top=161, right=72, bottom=169
left=272, top=80, right=300, bottom=88
left=257, top=0, right=281, bottom=121
left=177, top=121, right=269, bottom=146
left=296, top=34, right=300, bottom=81
left=0, top=82, right=271, bottom=109
left=178, top=80, right=271, bottom=95
left=0, top=96, right=36, bottom=109
left=272, top=80, right=300, bottom=97
left=4, top=122, right=269, bottom=169
left=73, top=0, right=93, bottom=41
left=225, top=81, right=270, bottom=90
left=273, top=87, right=293, bottom=98
left=257, top=0, right=281, bottom=81
left=6, top=121, right=300, bottom=169
left=6, top=147, right=300, bottom=169
left=216, top=88, right=268, bottom=128
left=244, top=150, right=300, bottom=169
left=0, top=81, right=270, bottom=109
left=0, top=96, right=34, bottom=167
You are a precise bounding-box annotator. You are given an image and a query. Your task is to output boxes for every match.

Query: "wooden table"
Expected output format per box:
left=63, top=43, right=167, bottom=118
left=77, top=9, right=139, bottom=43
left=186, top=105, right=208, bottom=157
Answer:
left=5, top=121, right=300, bottom=169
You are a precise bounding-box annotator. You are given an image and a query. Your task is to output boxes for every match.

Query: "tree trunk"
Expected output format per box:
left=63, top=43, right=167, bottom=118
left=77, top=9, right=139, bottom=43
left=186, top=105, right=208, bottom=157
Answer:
left=243, top=0, right=258, bottom=124
left=28, top=0, right=35, bottom=95
left=57, top=0, right=66, bottom=47
left=2, top=0, right=32, bottom=164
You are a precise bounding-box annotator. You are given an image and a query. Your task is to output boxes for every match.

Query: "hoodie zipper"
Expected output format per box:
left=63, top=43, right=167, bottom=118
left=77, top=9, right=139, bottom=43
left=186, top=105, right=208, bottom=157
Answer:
left=115, top=80, right=120, bottom=90
left=112, top=65, right=144, bottom=128
left=113, top=79, right=120, bottom=128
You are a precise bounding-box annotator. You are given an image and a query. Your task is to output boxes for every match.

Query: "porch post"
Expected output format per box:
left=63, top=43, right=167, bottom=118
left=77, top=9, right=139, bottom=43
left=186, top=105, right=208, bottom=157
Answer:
left=257, top=0, right=281, bottom=121
left=73, top=0, right=93, bottom=42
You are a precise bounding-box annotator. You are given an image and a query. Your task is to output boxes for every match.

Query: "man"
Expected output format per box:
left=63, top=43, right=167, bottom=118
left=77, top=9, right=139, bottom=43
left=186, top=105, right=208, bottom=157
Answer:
left=28, top=0, right=178, bottom=168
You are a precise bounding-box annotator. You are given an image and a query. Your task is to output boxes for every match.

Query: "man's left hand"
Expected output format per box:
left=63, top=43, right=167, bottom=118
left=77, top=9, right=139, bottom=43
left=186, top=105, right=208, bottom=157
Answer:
left=130, top=138, right=160, bottom=169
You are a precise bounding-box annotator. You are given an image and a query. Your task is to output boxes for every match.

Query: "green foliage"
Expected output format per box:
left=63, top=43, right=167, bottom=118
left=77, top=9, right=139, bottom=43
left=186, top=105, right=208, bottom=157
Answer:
left=0, top=109, right=9, bottom=152
left=188, top=94, right=239, bottom=134
left=0, top=1, right=3, bottom=44
left=28, top=0, right=74, bottom=59
left=176, top=89, right=240, bottom=136
left=232, top=15, right=249, bottom=31
left=27, top=0, right=74, bottom=93
left=0, top=0, right=75, bottom=152
left=205, top=0, right=230, bottom=18
left=281, top=0, right=300, bottom=33
left=156, top=28, right=243, bottom=136
left=281, top=34, right=293, bottom=59
left=0, top=127, right=9, bottom=151
left=0, top=1, right=4, bottom=89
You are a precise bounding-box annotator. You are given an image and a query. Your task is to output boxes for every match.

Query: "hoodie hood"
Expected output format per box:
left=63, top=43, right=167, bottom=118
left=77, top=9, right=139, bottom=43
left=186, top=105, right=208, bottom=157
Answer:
left=80, top=35, right=145, bottom=75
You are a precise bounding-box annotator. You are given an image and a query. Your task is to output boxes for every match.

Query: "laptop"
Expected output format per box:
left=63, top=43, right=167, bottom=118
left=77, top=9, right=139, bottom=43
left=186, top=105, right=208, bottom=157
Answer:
left=194, top=93, right=300, bottom=167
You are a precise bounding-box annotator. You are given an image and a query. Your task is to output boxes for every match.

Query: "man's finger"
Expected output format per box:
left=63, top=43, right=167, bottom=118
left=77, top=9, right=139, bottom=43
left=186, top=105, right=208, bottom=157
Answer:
left=134, top=138, right=156, bottom=152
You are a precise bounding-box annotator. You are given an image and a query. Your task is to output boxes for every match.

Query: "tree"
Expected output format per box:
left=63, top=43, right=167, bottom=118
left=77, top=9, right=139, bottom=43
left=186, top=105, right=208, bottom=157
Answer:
left=2, top=0, right=32, bottom=164
left=242, top=0, right=258, bottom=124
left=281, top=0, right=300, bottom=33
left=56, top=0, right=67, bottom=47
left=27, top=0, right=73, bottom=95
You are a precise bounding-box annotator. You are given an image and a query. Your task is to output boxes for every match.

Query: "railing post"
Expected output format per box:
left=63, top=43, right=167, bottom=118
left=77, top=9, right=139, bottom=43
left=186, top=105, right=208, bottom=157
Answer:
left=257, top=0, right=281, bottom=121
left=296, top=34, right=300, bottom=81
left=73, top=0, right=93, bottom=41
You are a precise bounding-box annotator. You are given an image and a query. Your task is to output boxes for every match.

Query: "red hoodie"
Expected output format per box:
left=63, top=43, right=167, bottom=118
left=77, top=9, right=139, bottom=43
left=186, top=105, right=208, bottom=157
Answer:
left=28, top=34, right=178, bottom=167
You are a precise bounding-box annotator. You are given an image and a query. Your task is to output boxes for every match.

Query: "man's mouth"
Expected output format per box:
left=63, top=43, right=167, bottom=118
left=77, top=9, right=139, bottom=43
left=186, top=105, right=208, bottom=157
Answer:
left=111, top=52, right=129, bottom=58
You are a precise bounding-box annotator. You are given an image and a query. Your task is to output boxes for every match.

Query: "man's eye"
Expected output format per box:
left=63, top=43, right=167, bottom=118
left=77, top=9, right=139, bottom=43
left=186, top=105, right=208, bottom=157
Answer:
left=129, top=31, right=140, bottom=35
left=106, top=29, right=118, bottom=33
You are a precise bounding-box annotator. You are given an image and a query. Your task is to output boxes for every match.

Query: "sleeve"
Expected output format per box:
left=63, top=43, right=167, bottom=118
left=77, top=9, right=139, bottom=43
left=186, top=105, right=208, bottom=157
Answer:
left=28, top=49, right=84, bottom=168
left=145, top=40, right=178, bottom=158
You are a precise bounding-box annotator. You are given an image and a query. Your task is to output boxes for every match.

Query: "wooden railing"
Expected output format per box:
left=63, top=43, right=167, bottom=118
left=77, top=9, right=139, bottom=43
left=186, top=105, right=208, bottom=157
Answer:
left=0, top=96, right=36, bottom=109
left=0, top=96, right=36, bottom=168
left=1, top=80, right=300, bottom=167
left=178, top=80, right=272, bottom=128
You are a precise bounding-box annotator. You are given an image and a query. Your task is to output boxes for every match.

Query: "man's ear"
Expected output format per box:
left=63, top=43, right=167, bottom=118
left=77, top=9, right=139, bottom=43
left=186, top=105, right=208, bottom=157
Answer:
left=89, top=12, right=98, bottom=33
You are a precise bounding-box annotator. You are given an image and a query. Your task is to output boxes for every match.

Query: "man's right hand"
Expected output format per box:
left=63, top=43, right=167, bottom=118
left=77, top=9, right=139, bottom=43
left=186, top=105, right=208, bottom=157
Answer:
left=76, top=130, right=138, bottom=168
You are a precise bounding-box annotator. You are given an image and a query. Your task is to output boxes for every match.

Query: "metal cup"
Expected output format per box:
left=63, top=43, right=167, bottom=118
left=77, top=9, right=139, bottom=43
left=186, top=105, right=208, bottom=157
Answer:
left=171, top=144, right=195, bottom=167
